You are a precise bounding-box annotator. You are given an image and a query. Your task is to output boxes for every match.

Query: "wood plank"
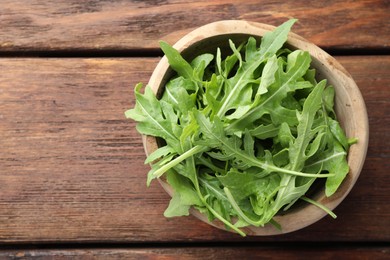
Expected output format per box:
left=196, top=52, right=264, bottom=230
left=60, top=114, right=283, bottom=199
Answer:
left=0, top=0, right=389, bottom=52
left=0, top=56, right=389, bottom=243
left=0, top=247, right=389, bottom=259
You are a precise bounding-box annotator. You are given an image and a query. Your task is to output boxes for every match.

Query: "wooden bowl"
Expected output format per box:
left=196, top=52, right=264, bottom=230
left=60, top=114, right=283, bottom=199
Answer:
left=143, top=20, right=369, bottom=235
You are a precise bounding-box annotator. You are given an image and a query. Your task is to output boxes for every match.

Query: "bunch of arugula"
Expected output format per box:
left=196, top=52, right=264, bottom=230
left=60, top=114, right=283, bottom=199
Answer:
left=125, top=19, right=354, bottom=236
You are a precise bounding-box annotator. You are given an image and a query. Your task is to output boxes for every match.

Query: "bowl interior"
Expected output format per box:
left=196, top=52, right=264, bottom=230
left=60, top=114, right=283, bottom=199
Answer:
left=145, top=20, right=369, bottom=235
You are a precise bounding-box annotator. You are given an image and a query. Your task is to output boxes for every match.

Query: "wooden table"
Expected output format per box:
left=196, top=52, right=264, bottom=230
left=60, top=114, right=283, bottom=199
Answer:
left=0, top=1, right=389, bottom=258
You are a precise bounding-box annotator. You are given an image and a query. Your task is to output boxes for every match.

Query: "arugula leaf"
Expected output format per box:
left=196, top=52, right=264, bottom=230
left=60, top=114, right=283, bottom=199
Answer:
left=258, top=19, right=297, bottom=60
left=324, top=142, right=350, bottom=196
left=328, top=117, right=349, bottom=151
left=256, top=55, right=278, bottom=97
left=164, top=170, right=203, bottom=217
left=159, top=41, right=194, bottom=80
left=249, top=123, right=279, bottom=139
left=227, top=50, right=313, bottom=132
left=289, top=80, right=326, bottom=171
left=217, top=168, right=280, bottom=203
left=161, top=77, right=197, bottom=116
left=144, top=145, right=175, bottom=164
left=191, top=53, right=214, bottom=80
left=125, top=83, right=181, bottom=150
left=269, top=80, right=327, bottom=216
left=304, top=140, right=349, bottom=197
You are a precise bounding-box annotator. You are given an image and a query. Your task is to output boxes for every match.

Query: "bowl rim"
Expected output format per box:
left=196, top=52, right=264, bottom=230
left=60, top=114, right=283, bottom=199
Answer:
left=143, top=20, right=369, bottom=236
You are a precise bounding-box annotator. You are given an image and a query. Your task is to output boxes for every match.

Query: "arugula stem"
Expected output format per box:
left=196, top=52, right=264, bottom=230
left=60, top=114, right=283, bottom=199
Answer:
left=269, top=219, right=282, bottom=230
left=192, top=157, right=246, bottom=236
left=300, top=196, right=337, bottom=219
left=229, top=147, right=334, bottom=178
left=198, top=193, right=246, bottom=236
left=152, top=145, right=208, bottom=178
left=265, top=164, right=334, bottom=178
left=348, top=137, right=358, bottom=145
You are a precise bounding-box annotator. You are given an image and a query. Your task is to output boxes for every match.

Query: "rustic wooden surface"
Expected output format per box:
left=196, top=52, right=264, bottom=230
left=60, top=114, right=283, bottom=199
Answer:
left=0, top=0, right=389, bottom=258
left=0, top=57, right=389, bottom=243
left=0, top=0, right=389, bottom=52
left=1, top=247, right=389, bottom=259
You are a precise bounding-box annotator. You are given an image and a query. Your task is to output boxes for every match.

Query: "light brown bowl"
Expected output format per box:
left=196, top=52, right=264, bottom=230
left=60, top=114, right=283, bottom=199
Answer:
left=143, top=20, right=369, bottom=235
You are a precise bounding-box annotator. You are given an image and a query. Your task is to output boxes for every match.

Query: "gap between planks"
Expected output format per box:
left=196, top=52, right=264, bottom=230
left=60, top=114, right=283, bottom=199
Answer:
left=0, top=48, right=389, bottom=58
left=0, top=241, right=389, bottom=250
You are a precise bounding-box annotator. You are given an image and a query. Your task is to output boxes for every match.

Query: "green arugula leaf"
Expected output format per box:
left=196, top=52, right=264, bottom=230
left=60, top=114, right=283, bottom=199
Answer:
left=217, top=168, right=280, bottom=203
left=304, top=140, right=349, bottom=197
left=324, top=142, right=350, bottom=196
left=164, top=170, right=203, bottom=217
left=289, top=80, right=326, bottom=171
left=328, top=117, right=349, bottom=151
left=191, top=53, right=214, bottom=80
left=159, top=41, right=194, bottom=80
left=227, top=50, right=313, bottom=133
left=258, top=19, right=297, bottom=60
left=161, top=77, right=197, bottom=116
left=169, top=170, right=202, bottom=207
left=256, top=55, right=278, bottom=97
left=268, top=80, right=327, bottom=217
left=125, top=83, right=180, bottom=148
left=145, top=145, right=175, bottom=164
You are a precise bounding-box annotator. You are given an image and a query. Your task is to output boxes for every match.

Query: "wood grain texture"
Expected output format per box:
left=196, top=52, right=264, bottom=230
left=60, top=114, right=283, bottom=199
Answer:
left=1, top=247, right=389, bottom=259
left=0, top=56, right=389, bottom=243
left=0, top=0, right=389, bottom=52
